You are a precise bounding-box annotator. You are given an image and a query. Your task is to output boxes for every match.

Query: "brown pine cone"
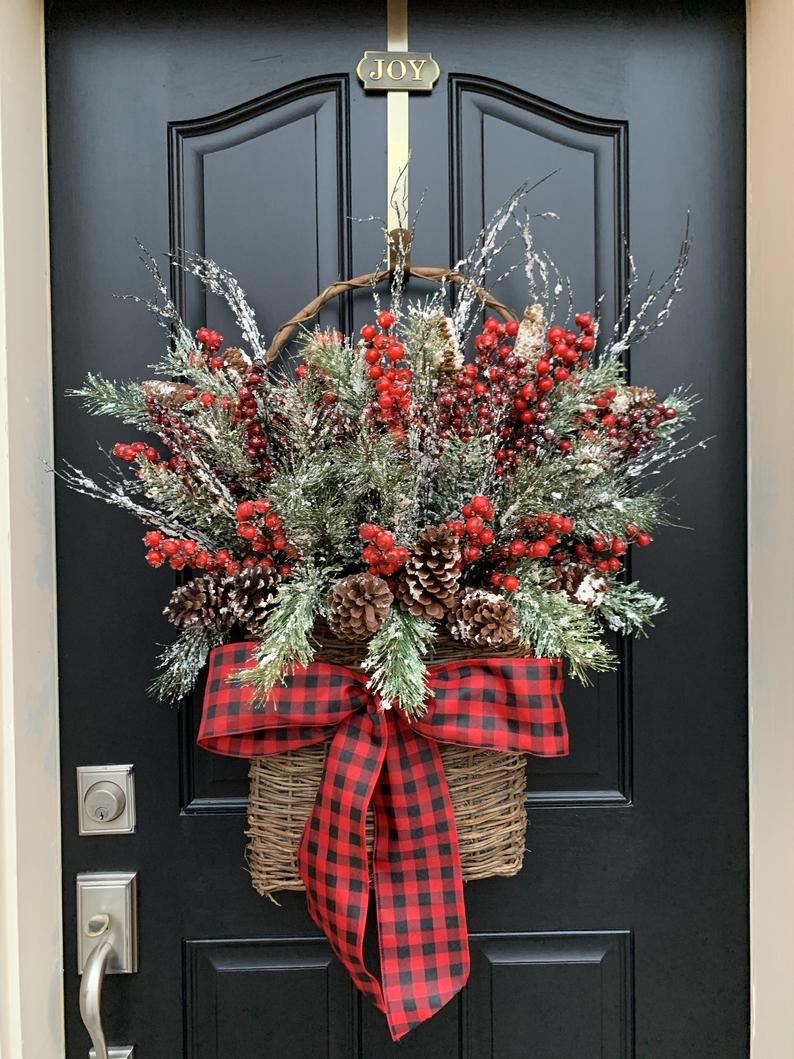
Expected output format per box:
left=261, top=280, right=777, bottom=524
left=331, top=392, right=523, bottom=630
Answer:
left=140, top=380, right=195, bottom=409
left=624, top=385, right=657, bottom=409
left=512, top=304, right=546, bottom=367
left=433, top=315, right=463, bottom=382
left=222, top=347, right=251, bottom=374
left=395, top=525, right=461, bottom=621
left=448, top=588, right=517, bottom=649
left=163, top=576, right=215, bottom=629
left=544, top=565, right=607, bottom=610
left=326, top=573, right=393, bottom=642
left=223, top=566, right=280, bottom=636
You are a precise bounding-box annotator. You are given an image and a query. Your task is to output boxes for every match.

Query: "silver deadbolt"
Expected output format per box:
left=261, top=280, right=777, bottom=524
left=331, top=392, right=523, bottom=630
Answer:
left=77, top=765, right=136, bottom=835
left=85, top=781, right=126, bottom=823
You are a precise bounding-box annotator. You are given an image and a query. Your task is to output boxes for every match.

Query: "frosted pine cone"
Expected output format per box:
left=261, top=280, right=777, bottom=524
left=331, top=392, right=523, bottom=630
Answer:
left=611, top=385, right=658, bottom=414
left=395, top=525, right=461, bottom=621
left=222, top=347, right=251, bottom=375
left=140, top=380, right=195, bottom=409
left=326, top=573, right=393, bottom=642
left=449, top=588, right=517, bottom=649
left=512, top=304, right=546, bottom=367
left=544, top=565, right=607, bottom=610
left=433, top=315, right=464, bottom=382
left=223, top=566, right=279, bottom=636
left=163, top=577, right=215, bottom=629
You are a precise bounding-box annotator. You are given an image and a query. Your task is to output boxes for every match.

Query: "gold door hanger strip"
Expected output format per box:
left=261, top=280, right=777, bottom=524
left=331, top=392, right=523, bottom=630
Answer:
left=386, top=0, right=409, bottom=234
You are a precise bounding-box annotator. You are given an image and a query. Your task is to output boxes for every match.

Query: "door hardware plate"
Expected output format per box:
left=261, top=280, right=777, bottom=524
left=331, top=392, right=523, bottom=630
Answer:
left=77, top=765, right=136, bottom=835
left=90, top=1048, right=135, bottom=1058
left=77, top=871, right=138, bottom=974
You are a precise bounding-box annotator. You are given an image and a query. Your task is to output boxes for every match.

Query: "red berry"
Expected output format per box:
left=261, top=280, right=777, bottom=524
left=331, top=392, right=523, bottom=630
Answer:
left=636, top=532, right=653, bottom=547
left=578, top=335, right=595, bottom=353
left=237, top=522, right=257, bottom=541
left=465, top=516, right=485, bottom=537
left=161, top=540, right=180, bottom=557
left=144, top=530, right=163, bottom=547
left=537, top=377, right=554, bottom=393
left=611, top=539, right=628, bottom=556
left=547, top=326, right=565, bottom=344
left=463, top=545, right=481, bottom=563
left=502, top=575, right=520, bottom=592
left=505, top=320, right=519, bottom=338
left=168, top=557, right=186, bottom=570
left=199, top=392, right=216, bottom=407
left=279, top=565, right=293, bottom=578
left=490, top=572, right=505, bottom=587
left=530, top=540, right=550, bottom=558
left=386, top=342, right=405, bottom=362
left=145, top=548, right=164, bottom=567
left=470, top=495, right=494, bottom=517
left=377, top=310, right=395, bottom=330
left=536, top=360, right=551, bottom=376
left=236, top=501, right=255, bottom=522
left=575, top=312, right=593, bottom=329
left=479, top=528, right=495, bottom=546
left=359, top=523, right=379, bottom=540
left=509, top=540, right=527, bottom=558
left=375, top=530, right=394, bottom=550
left=361, top=324, right=377, bottom=341
left=364, top=347, right=380, bottom=364
left=607, top=556, right=623, bottom=572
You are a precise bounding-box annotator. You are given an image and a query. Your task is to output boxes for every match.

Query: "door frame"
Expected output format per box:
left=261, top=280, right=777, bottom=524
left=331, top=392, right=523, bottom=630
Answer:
left=0, top=0, right=784, bottom=1054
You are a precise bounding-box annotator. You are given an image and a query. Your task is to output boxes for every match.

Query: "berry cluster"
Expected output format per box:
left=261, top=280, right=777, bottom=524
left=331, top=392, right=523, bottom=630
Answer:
left=445, top=495, right=495, bottom=566
left=584, top=390, right=678, bottom=460
left=113, top=440, right=160, bottom=464
left=359, top=523, right=409, bottom=578
left=143, top=531, right=240, bottom=575
left=360, top=312, right=413, bottom=433
left=570, top=523, right=652, bottom=574
left=438, top=313, right=596, bottom=475
left=232, top=373, right=271, bottom=479
left=234, top=500, right=294, bottom=576
left=195, top=326, right=223, bottom=355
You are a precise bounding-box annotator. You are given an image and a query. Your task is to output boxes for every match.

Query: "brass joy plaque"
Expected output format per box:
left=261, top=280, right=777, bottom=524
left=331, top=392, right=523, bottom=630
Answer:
left=356, top=51, right=440, bottom=92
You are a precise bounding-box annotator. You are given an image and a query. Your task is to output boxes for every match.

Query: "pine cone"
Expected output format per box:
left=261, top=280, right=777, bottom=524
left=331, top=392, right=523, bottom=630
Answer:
left=223, top=346, right=251, bottom=374
left=223, top=566, right=280, bottom=635
left=140, top=380, right=195, bottom=409
left=512, top=304, right=546, bottom=367
left=163, top=577, right=215, bottom=629
left=326, top=573, right=393, bottom=642
left=395, top=525, right=461, bottom=621
left=448, top=588, right=517, bottom=649
left=544, top=565, right=607, bottom=610
left=625, top=385, right=657, bottom=409
left=433, top=315, right=463, bottom=382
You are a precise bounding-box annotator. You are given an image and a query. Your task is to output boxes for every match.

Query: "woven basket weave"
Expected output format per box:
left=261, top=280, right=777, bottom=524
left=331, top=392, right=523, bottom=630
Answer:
left=246, top=625, right=530, bottom=898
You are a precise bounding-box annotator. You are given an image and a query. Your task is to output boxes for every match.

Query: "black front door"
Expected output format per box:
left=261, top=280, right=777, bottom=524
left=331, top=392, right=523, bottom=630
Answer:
left=49, top=2, right=748, bottom=1055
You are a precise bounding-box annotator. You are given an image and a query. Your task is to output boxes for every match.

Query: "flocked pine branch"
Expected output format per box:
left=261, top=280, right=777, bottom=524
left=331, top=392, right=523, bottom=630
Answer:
left=69, top=374, right=151, bottom=428
left=512, top=570, right=616, bottom=683
left=598, top=580, right=666, bottom=637
left=363, top=609, right=435, bottom=719
left=149, top=626, right=227, bottom=704
left=235, top=563, right=331, bottom=706
left=177, top=251, right=267, bottom=362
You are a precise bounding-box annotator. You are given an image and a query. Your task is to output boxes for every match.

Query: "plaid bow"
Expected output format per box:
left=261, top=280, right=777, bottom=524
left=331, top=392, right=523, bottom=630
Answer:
left=198, top=644, right=567, bottom=1041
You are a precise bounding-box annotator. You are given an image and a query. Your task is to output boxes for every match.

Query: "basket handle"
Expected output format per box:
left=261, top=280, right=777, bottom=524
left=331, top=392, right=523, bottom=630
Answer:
left=263, top=266, right=518, bottom=364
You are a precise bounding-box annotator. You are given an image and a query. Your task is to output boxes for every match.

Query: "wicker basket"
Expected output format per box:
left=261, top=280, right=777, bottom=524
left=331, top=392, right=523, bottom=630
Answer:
left=246, top=625, right=530, bottom=898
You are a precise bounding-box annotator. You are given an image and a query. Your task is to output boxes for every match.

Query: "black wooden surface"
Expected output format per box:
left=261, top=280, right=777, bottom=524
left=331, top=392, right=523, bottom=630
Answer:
left=48, top=2, right=748, bottom=1055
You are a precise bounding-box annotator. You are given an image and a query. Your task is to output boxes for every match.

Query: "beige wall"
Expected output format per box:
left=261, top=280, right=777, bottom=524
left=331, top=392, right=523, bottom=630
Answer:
left=747, top=0, right=794, bottom=1053
left=0, top=0, right=63, bottom=1056
left=0, top=0, right=788, bottom=1055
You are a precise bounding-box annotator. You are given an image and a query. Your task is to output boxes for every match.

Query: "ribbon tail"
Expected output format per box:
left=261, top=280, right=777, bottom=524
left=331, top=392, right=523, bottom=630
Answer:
left=297, top=709, right=387, bottom=1013
left=371, top=714, right=470, bottom=1041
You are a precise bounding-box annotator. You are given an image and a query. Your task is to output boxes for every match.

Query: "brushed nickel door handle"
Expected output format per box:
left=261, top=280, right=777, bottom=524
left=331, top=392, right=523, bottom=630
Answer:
left=79, top=938, right=113, bottom=1059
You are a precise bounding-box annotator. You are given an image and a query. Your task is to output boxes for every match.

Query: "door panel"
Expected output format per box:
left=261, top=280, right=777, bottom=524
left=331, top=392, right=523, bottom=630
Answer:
left=48, top=1, right=747, bottom=1055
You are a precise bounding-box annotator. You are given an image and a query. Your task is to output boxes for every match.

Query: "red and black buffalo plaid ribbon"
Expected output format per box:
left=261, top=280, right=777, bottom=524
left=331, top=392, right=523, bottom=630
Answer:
left=198, top=644, right=567, bottom=1040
